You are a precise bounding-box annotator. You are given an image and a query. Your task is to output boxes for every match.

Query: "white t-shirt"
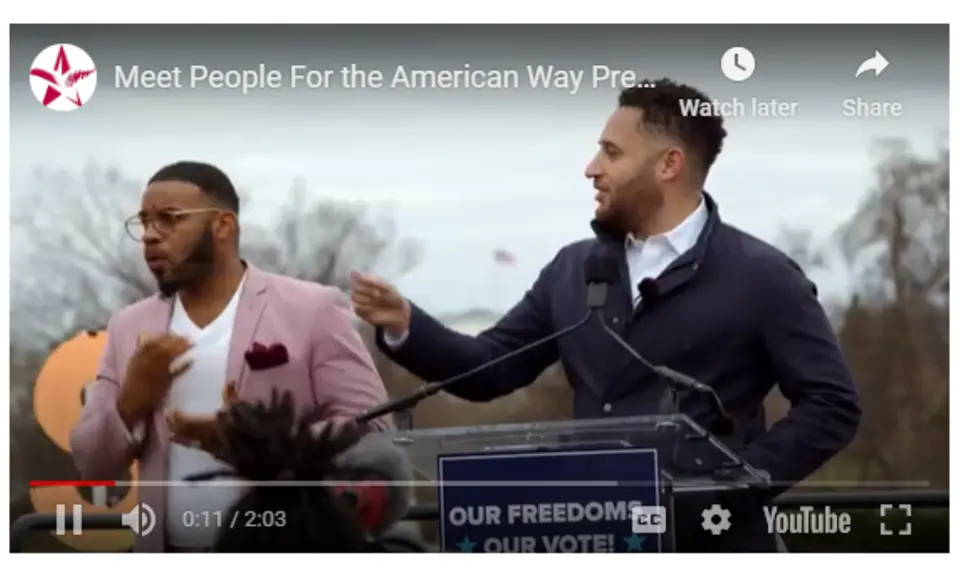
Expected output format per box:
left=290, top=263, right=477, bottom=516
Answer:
left=163, top=278, right=246, bottom=548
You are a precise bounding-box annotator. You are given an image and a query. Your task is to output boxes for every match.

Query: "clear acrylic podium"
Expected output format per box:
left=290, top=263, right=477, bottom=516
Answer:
left=392, top=414, right=770, bottom=552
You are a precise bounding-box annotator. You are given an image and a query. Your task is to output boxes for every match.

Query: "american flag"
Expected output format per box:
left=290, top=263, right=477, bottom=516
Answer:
left=493, top=249, right=517, bottom=266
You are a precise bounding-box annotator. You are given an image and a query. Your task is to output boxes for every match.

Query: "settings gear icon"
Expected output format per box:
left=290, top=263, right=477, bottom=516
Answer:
left=701, top=504, right=732, bottom=535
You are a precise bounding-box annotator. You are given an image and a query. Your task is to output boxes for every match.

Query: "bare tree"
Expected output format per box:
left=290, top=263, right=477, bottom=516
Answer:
left=834, top=138, right=949, bottom=486
left=241, top=178, right=420, bottom=292
left=770, top=137, right=949, bottom=487
left=839, top=138, right=949, bottom=305
left=775, top=226, right=826, bottom=273
left=12, top=165, right=150, bottom=347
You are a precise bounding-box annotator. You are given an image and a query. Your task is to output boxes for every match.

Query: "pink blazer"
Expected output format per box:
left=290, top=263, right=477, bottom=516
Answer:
left=69, top=265, right=393, bottom=552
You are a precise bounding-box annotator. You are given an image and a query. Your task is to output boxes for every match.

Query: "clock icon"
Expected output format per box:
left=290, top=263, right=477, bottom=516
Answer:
left=720, top=47, right=756, bottom=82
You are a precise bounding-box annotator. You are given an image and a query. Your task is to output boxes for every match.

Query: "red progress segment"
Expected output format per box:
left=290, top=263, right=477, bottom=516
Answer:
left=29, top=480, right=116, bottom=487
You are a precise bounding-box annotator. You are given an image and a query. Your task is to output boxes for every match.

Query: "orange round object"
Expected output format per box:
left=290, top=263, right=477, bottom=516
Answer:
left=29, top=330, right=140, bottom=551
left=33, top=331, right=106, bottom=451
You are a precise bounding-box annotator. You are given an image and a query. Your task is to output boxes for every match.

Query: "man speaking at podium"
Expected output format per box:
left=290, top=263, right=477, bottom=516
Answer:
left=351, top=79, right=861, bottom=552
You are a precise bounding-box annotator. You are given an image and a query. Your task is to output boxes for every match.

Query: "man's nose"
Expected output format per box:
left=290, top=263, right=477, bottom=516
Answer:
left=141, top=226, right=162, bottom=244
left=584, top=157, right=601, bottom=179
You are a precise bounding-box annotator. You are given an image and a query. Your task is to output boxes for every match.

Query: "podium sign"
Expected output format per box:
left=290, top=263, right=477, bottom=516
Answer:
left=438, top=447, right=661, bottom=553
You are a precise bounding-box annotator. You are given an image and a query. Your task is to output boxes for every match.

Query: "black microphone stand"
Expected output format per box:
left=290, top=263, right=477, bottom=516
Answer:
left=657, top=383, right=682, bottom=416
left=394, top=409, right=414, bottom=430
left=355, top=310, right=596, bottom=425
left=597, top=316, right=735, bottom=437
left=597, top=315, right=749, bottom=485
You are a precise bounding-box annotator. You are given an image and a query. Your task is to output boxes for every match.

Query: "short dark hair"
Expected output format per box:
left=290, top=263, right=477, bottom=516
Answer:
left=188, top=391, right=372, bottom=552
left=618, top=79, right=727, bottom=179
left=148, top=161, right=240, bottom=213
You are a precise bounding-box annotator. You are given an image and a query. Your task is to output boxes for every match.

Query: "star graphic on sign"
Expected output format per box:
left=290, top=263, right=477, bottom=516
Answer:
left=456, top=536, right=477, bottom=553
left=623, top=533, right=645, bottom=552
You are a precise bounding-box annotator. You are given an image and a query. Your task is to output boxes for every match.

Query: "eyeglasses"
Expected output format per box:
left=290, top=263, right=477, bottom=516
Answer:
left=124, top=208, right=220, bottom=241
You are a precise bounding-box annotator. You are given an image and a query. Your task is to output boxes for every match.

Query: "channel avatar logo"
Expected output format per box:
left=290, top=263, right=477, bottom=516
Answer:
left=29, top=44, right=98, bottom=111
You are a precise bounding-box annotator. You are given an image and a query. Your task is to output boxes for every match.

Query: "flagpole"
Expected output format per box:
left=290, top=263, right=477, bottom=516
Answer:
left=491, top=249, right=517, bottom=314
left=492, top=256, right=501, bottom=313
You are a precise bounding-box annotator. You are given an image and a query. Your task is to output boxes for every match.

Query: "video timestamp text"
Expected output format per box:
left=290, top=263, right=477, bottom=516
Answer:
left=181, top=509, right=288, bottom=529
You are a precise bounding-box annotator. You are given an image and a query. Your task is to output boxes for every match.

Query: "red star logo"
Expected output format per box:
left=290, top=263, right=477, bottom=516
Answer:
left=30, top=45, right=96, bottom=108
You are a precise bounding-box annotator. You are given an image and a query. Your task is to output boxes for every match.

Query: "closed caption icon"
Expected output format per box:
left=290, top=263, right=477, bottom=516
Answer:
left=631, top=505, right=667, bottom=534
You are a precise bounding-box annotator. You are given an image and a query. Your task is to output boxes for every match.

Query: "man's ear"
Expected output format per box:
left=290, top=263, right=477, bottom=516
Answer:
left=658, top=147, right=686, bottom=182
left=216, top=211, right=238, bottom=242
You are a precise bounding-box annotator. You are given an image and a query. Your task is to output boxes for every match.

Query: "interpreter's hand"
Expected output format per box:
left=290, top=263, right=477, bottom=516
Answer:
left=117, top=333, right=193, bottom=426
left=167, top=381, right=238, bottom=456
left=350, top=271, right=412, bottom=335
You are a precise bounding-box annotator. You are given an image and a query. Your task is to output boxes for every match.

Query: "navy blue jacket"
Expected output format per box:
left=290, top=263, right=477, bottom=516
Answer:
left=377, top=194, right=861, bottom=491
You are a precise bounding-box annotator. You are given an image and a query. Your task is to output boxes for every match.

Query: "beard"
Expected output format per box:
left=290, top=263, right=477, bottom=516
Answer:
left=595, top=168, right=664, bottom=238
left=156, top=228, right=217, bottom=297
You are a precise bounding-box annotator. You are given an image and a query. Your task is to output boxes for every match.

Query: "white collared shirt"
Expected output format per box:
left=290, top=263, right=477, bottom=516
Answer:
left=624, top=197, right=708, bottom=303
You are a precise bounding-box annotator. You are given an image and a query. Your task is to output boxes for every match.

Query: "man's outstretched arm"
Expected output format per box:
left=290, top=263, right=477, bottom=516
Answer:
left=371, top=256, right=564, bottom=402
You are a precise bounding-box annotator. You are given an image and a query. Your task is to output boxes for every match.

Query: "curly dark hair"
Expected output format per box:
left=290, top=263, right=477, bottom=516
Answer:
left=187, top=390, right=373, bottom=552
left=618, top=79, right=727, bottom=180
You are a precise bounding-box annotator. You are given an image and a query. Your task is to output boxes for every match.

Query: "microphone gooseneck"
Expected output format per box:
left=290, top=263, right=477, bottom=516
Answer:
left=589, top=253, right=736, bottom=436
left=655, top=366, right=736, bottom=435
left=356, top=313, right=597, bottom=425
left=597, top=317, right=735, bottom=435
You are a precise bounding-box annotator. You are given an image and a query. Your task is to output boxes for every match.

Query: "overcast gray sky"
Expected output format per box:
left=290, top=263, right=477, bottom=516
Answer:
left=10, top=25, right=949, bottom=314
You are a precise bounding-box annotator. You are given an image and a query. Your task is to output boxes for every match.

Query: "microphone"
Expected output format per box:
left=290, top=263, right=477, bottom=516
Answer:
left=637, top=278, right=660, bottom=302
left=355, top=254, right=613, bottom=424
left=591, top=254, right=736, bottom=436
left=585, top=252, right=615, bottom=310
left=330, top=431, right=415, bottom=537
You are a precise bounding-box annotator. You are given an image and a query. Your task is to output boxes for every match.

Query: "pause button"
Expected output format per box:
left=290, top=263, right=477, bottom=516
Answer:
left=56, top=504, right=83, bottom=535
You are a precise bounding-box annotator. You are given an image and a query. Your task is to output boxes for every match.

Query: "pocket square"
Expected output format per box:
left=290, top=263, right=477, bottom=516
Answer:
left=244, top=342, right=289, bottom=371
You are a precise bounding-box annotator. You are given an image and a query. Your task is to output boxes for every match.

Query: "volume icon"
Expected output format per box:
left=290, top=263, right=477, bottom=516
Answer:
left=56, top=503, right=83, bottom=535
left=120, top=503, right=157, bottom=536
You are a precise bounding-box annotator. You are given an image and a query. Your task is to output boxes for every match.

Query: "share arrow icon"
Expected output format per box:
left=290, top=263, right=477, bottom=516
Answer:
left=855, top=51, right=889, bottom=78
